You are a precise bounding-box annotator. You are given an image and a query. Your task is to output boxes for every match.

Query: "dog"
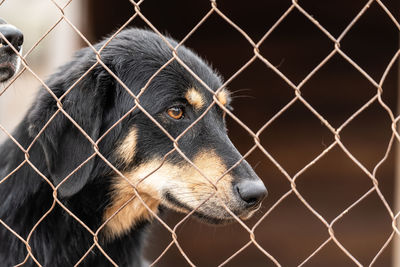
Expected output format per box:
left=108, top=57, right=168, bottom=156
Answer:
left=0, top=28, right=267, bottom=266
left=0, top=18, right=23, bottom=83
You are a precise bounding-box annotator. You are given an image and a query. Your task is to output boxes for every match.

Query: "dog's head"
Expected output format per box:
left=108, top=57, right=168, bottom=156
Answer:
left=28, top=28, right=267, bottom=238
left=0, top=18, right=23, bottom=83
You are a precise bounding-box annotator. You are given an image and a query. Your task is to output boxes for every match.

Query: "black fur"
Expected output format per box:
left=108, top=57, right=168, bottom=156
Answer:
left=0, top=28, right=264, bottom=266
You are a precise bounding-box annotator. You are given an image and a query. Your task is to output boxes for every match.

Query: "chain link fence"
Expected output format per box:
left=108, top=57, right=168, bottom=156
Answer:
left=0, top=0, right=399, bottom=266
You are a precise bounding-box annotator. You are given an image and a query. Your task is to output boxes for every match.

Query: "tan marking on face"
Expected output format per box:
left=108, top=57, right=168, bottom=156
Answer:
left=116, top=128, right=137, bottom=164
left=103, top=173, right=161, bottom=239
left=184, top=150, right=230, bottom=194
left=216, top=88, right=230, bottom=106
left=161, top=151, right=232, bottom=212
left=103, top=150, right=256, bottom=239
left=185, top=88, right=205, bottom=110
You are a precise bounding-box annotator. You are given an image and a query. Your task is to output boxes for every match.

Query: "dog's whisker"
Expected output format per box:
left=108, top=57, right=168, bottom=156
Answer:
left=252, top=161, right=261, bottom=171
left=230, top=88, right=252, bottom=95
left=230, top=95, right=255, bottom=100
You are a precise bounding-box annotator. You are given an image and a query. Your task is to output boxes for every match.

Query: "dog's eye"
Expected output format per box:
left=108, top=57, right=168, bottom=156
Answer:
left=167, top=107, right=184, bottom=120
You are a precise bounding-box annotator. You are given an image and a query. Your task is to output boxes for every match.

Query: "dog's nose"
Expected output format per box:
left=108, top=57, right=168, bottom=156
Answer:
left=235, top=180, right=267, bottom=208
left=1, top=26, right=23, bottom=50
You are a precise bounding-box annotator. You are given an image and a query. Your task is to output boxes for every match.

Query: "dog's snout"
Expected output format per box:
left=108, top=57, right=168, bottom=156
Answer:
left=1, top=26, right=23, bottom=50
left=235, top=180, right=267, bottom=207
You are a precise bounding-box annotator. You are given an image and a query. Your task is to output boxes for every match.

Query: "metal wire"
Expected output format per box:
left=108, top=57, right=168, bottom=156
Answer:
left=0, top=0, right=399, bottom=266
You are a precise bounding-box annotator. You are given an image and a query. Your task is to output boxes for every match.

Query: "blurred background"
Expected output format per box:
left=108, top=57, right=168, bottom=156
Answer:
left=1, top=0, right=399, bottom=266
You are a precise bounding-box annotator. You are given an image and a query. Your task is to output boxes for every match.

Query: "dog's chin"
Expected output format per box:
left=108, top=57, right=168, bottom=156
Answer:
left=162, top=192, right=260, bottom=225
left=190, top=211, right=236, bottom=225
left=186, top=207, right=260, bottom=226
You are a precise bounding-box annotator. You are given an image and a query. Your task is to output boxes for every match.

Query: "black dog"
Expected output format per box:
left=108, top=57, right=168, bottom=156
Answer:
left=0, top=28, right=267, bottom=266
left=0, top=18, right=23, bottom=83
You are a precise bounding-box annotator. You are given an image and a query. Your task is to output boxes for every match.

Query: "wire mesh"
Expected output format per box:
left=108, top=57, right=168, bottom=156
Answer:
left=0, top=0, right=399, bottom=266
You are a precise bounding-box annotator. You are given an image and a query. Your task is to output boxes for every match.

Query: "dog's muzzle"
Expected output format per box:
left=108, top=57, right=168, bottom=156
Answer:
left=0, top=20, right=23, bottom=83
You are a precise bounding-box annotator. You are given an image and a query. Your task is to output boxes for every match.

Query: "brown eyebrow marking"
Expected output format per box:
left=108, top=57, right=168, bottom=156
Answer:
left=216, top=88, right=230, bottom=106
left=185, top=88, right=205, bottom=110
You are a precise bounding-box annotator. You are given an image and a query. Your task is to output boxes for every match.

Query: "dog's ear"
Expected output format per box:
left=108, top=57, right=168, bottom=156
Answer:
left=29, top=67, right=113, bottom=198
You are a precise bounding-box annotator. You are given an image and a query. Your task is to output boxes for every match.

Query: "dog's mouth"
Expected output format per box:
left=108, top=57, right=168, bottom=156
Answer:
left=0, top=43, right=23, bottom=83
left=163, top=191, right=262, bottom=225
left=0, top=45, right=21, bottom=82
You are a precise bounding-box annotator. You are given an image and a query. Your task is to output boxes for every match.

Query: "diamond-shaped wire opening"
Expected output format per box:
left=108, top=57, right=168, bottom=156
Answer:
left=139, top=1, right=211, bottom=39
left=168, top=220, right=253, bottom=266
left=340, top=101, right=393, bottom=170
left=339, top=1, right=400, bottom=82
left=223, top=59, right=294, bottom=131
left=295, top=146, right=374, bottom=221
left=184, top=13, right=256, bottom=78
left=253, top=193, right=329, bottom=266
left=301, top=240, right=364, bottom=266
left=259, top=101, right=335, bottom=175
left=258, top=8, right=334, bottom=85
left=333, top=191, right=394, bottom=265
left=300, top=54, right=380, bottom=128
left=215, top=1, right=293, bottom=42
left=298, top=0, right=370, bottom=37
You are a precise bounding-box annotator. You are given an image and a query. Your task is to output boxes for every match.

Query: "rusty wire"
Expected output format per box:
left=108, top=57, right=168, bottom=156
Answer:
left=0, top=0, right=399, bottom=266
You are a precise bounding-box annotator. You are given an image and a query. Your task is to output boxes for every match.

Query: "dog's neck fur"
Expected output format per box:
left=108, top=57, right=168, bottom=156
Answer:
left=0, top=119, right=149, bottom=266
